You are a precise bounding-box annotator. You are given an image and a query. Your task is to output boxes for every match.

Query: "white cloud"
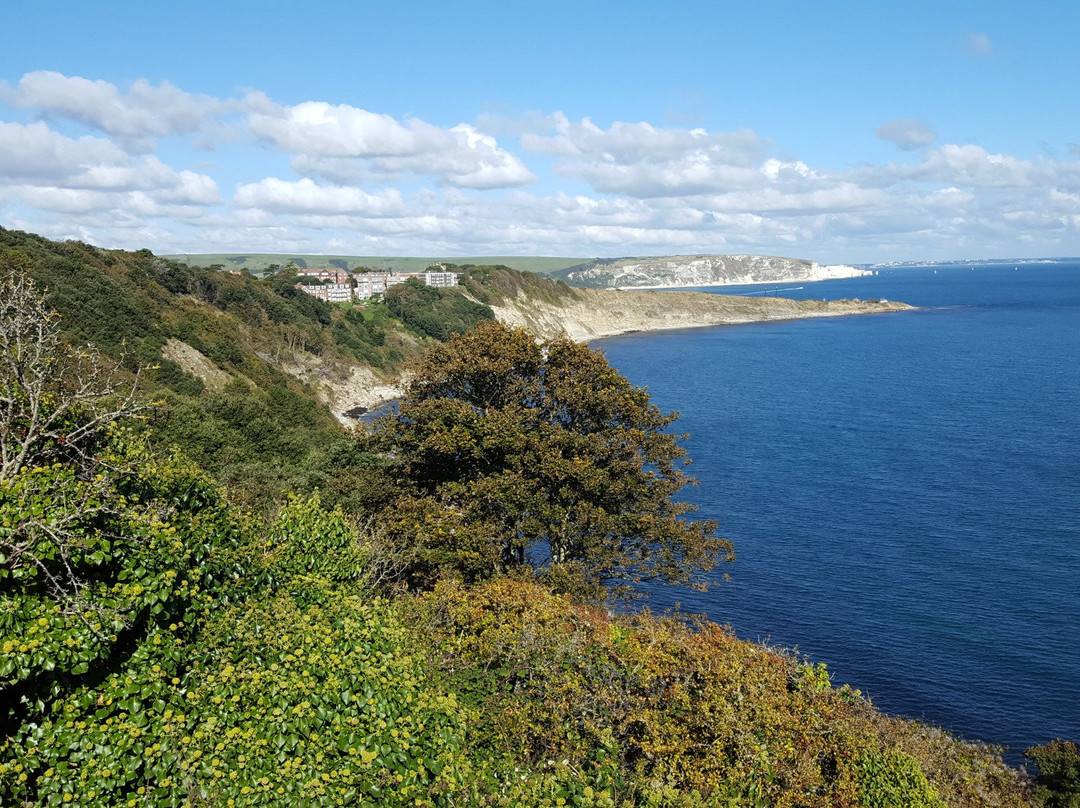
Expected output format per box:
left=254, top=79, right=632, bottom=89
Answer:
left=234, top=177, right=404, bottom=216
left=0, top=121, right=220, bottom=203
left=522, top=113, right=769, bottom=196
left=876, top=118, right=937, bottom=150
left=247, top=101, right=535, bottom=189
left=3, top=72, right=1079, bottom=262
left=0, top=71, right=227, bottom=150
left=852, top=144, right=1080, bottom=191
left=966, top=32, right=994, bottom=56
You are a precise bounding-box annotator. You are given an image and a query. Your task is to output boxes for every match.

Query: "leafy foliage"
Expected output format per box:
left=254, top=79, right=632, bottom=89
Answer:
left=383, top=277, right=495, bottom=341
left=1026, top=740, right=1080, bottom=808
left=855, top=749, right=945, bottom=808
left=0, top=498, right=471, bottom=808
left=364, top=321, right=731, bottom=598
left=404, top=578, right=1032, bottom=808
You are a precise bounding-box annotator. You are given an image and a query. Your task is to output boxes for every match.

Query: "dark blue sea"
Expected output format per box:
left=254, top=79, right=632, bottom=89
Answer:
left=598, top=262, right=1080, bottom=760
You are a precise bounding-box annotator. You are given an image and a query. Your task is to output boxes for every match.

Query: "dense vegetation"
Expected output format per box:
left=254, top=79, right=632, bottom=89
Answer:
left=2, top=233, right=1075, bottom=806
left=383, top=278, right=495, bottom=341
left=0, top=228, right=529, bottom=506
left=361, top=321, right=730, bottom=598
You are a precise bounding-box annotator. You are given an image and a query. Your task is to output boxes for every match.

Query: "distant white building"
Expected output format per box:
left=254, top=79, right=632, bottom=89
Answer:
left=296, top=268, right=461, bottom=303
left=297, top=283, right=354, bottom=303
left=354, top=275, right=389, bottom=300
left=424, top=271, right=459, bottom=288
left=353, top=270, right=460, bottom=297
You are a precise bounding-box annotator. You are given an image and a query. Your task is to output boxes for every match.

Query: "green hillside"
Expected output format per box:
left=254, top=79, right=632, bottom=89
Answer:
left=3, top=229, right=1070, bottom=807
left=167, top=252, right=590, bottom=277
left=0, top=228, right=521, bottom=505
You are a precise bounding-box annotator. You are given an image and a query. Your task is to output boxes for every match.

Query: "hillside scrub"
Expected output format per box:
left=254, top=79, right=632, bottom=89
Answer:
left=383, top=277, right=495, bottom=341
left=399, top=578, right=1033, bottom=808
left=0, top=237, right=1047, bottom=807
left=460, top=263, right=580, bottom=306
left=0, top=263, right=471, bottom=803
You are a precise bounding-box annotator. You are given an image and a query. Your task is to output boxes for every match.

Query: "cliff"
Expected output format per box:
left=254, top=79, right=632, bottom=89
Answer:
left=490, top=286, right=912, bottom=342
left=557, top=254, right=871, bottom=289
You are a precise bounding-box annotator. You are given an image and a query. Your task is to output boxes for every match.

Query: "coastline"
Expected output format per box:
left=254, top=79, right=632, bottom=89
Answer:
left=332, top=290, right=913, bottom=421
left=611, top=265, right=873, bottom=291
left=489, top=287, right=913, bottom=343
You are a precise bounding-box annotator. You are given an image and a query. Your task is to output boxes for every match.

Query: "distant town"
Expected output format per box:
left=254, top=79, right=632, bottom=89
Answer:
left=288, top=266, right=460, bottom=303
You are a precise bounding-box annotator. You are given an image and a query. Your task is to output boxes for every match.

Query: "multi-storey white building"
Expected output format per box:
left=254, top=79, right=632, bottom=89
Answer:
left=353, top=275, right=389, bottom=300
left=423, top=271, right=459, bottom=288
left=297, top=283, right=354, bottom=303
left=295, top=268, right=462, bottom=303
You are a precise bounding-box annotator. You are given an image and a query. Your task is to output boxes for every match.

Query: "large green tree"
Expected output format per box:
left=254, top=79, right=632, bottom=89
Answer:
left=364, top=321, right=731, bottom=597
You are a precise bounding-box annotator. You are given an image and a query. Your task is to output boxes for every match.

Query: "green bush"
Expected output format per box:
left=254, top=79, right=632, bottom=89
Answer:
left=1026, top=740, right=1080, bottom=808
left=383, top=278, right=494, bottom=341
left=1, top=492, right=472, bottom=807
left=855, top=749, right=945, bottom=808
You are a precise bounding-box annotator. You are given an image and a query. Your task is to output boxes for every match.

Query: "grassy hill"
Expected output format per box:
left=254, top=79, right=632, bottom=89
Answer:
left=167, top=252, right=590, bottom=277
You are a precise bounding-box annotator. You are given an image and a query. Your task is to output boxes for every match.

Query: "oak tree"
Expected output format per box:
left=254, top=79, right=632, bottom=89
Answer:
left=365, top=321, right=732, bottom=598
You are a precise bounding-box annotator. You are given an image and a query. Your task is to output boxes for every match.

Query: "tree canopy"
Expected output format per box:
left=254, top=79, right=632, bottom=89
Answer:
left=364, top=321, right=732, bottom=598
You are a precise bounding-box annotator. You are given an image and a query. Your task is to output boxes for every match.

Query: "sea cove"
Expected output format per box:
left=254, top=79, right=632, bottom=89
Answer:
left=600, top=262, right=1080, bottom=759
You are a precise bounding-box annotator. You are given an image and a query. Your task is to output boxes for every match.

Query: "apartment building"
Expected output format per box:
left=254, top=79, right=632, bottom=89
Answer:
left=297, top=283, right=354, bottom=303
left=296, top=268, right=462, bottom=303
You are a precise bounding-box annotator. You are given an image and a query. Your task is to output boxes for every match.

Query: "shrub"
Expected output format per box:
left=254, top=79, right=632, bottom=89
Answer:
left=1026, top=739, right=1080, bottom=808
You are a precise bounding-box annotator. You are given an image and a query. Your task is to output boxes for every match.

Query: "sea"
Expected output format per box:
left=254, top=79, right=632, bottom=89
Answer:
left=597, top=262, right=1080, bottom=761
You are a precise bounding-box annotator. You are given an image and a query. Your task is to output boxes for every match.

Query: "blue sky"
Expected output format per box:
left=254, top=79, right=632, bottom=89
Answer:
left=1, top=0, right=1078, bottom=263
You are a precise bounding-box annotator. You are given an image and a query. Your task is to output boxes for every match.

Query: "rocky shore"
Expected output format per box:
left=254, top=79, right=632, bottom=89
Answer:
left=491, top=287, right=913, bottom=342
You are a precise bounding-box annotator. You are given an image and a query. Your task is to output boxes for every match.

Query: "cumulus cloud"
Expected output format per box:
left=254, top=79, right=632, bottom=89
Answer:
left=876, top=118, right=937, bottom=150
left=0, top=121, right=219, bottom=200
left=0, top=71, right=228, bottom=150
left=234, top=177, right=404, bottom=216
left=851, top=144, right=1080, bottom=192
left=247, top=101, right=535, bottom=189
left=522, top=113, right=769, bottom=197
left=3, top=72, right=1079, bottom=262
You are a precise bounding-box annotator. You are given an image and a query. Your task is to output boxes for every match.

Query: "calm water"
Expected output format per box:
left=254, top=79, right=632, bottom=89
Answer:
left=599, top=263, right=1080, bottom=759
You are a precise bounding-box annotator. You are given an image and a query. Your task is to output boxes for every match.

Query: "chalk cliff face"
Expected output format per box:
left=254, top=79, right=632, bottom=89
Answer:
left=490, top=287, right=911, bottom=342
left=559, top=255, right=871, bottom=289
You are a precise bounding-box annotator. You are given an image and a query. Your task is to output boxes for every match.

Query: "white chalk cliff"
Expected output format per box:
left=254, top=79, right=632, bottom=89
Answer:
left=560, top=255, right=870, bottom=289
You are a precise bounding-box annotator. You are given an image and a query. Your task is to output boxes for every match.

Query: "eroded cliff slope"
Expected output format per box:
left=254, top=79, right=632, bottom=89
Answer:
left=491, top=286, right=912, bottom=342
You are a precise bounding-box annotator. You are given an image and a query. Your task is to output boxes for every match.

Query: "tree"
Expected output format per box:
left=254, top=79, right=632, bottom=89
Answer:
left=1, top=249, right=143, bottom=484
left=364, top=321, right=732, bottom=598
